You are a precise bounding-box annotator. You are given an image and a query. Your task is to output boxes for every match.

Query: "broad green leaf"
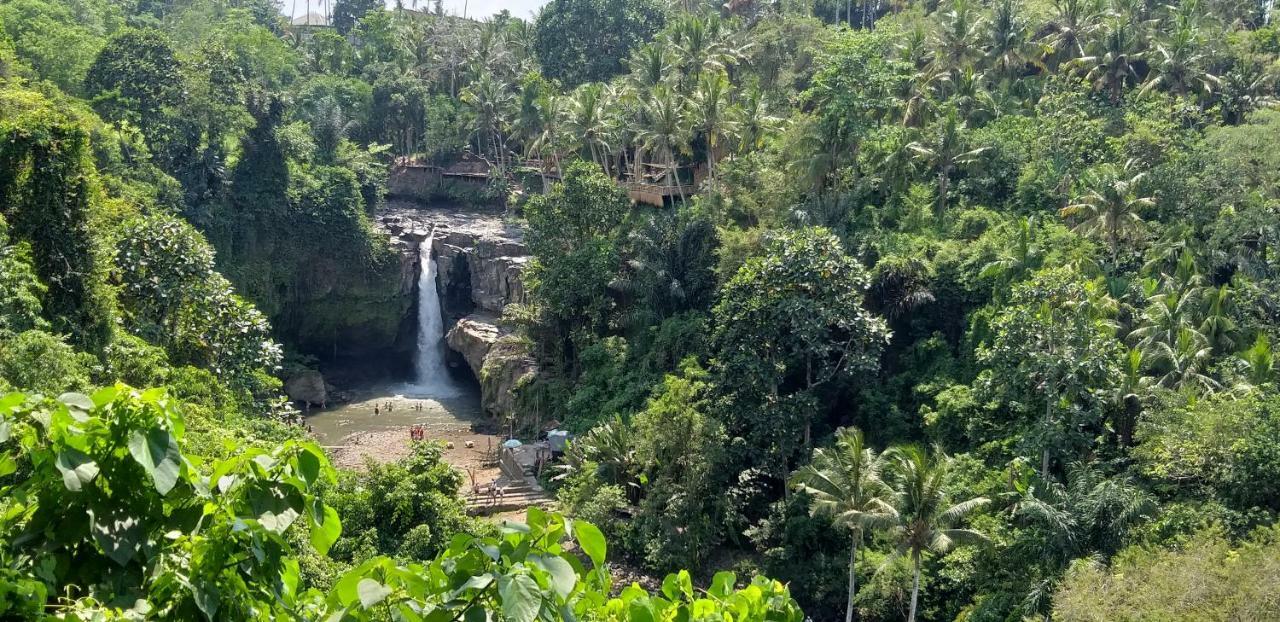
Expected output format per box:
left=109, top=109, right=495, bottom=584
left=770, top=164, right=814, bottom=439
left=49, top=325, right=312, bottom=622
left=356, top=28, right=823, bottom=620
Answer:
left=297, top=445, right=322, bottom=486
left=248, top=484, right=303, bottom=534
left=628, top=599, right=657, bottom=622
left=499, top=574, right=541, bottom=622
left=530, top=554, right=577, bottom=599
left=58, top=392, right=94, bottom=413
left=677, top=570, right=693, bottom=599
left=308, top=500, right=341, bottom=555
left=463, top=605, right=486, bottom=622
left=55, top=448, right=98, bottom=492
left=191, top=580, right=220, bottom=621
left=90, top=386, right=120, bottom=408
left=280, top=557, right=300, bottom=605
left=128, top=427, right=181, bottom=495
left=709, top=572, right=735, bottom=598
left=88, top=507, right=142, bottom=567
left=357, top=579, right=392, bottom=608
left=575, top=521, right=606, bottom=567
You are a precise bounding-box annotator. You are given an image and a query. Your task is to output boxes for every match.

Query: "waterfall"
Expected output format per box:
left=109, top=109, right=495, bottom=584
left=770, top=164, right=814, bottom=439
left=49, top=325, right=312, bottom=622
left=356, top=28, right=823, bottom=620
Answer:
left=411, top=230, right=457, bottom=395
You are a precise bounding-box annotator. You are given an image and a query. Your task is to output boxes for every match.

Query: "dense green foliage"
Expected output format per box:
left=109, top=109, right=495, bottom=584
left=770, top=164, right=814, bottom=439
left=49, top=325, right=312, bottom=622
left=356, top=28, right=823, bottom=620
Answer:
left=5, top=0, right=1280, bottom=619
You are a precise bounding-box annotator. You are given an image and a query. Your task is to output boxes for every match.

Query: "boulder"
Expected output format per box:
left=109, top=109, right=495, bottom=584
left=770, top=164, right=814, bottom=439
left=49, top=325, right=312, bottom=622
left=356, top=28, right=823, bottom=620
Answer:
left=446, top=316, right=502, bottom=378
left=446, top=315, right=537, bottom=421
left=479, top=336, right=537, bottom=420
left=285, top=370, right=328, bottom=407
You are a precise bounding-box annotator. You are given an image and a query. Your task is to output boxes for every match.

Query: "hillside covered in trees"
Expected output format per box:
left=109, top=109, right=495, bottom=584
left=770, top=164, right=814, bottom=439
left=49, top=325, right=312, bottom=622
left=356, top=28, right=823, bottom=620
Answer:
left=3, top=0, right=1280, bottom=619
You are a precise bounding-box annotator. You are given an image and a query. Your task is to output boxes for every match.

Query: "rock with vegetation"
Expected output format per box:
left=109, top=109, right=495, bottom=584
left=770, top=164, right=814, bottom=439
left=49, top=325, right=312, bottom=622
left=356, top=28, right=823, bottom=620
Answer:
left=284, top=369, right=328, bottom=407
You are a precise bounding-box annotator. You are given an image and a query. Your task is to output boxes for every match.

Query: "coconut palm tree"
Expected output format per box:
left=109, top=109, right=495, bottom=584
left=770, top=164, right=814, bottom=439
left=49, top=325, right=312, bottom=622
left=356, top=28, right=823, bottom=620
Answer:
left=979, top=216, right=1041, bottom=290
left=460, top=73, right=515, bottom=168
left=987, top=0, right=1040, bottom=81
left=906, top=107, right=987, bottom=215
left=527, top=92, right=566, bottom=191
left=1149, top=325, right=1220, bottom=392
left=637, top=86, right=692, bottom=202
left=1076, top=14, right=1145, bottom=105
left=930, top=0, right=987, bottom=73
left=884, top=445, right=989, bottom=622
left=1059, top=159, right=1153, bottom=262
left=690, top=71, right=739, bottom=184
left=1140, top=22, right=1220, bottom=100
left=735, top=88, right=778, bottom=155
left=791, top=428, right=897, bottom=622
left=629, top=43, right=672, bottom=90
left=668, top=14, right=741, bottom=85
left=566, top=83, right=611, bottom=174
left=1198, top=284, right=1237, bottom=354
left=1240, top=333, right=1275, bottom=388
left=1218, top=59, right=1278, bottom=124
left=1045, top=0, right=1101, bottom=67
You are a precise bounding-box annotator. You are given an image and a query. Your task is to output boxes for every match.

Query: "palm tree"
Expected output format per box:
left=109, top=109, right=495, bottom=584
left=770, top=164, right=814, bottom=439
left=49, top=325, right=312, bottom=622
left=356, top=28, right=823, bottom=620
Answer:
left=1140, top=22, right=1219, bottom=100
left=527, top=92, right=566, bottom=191
left=1045, top=0, right=1101, bottom=67
left=1149, top=325, right=1220, bottom=392
left=1008, top=462, right=1153, bottom=618
left=1199, top=284, right=1237, bottom=354
left=1218, top=59, right=1278, bottom=124
left=979, top=216, right=1041, bottom=289
left=1240, top=333, right=1275, bottom=388
left=987, top=0, right=1039, bottom=82
left=906, top=108, right=987, bottom=215
left=791, top=428, right=897, bottom=622
left=930, top=0, right=987, bottom=73
left=460, top=73, right=515, bottom=168
left=308, top=96, right=358, bottom=164
left=554, top=416, right=641, bottom=502
left=734, top=88, right=777, bottom=155
left=1059, top=159, right=1153, bottom=262
left=884, top=445, right=989, bottom=622
left=668, top=14, right=739, bottom=83
left=637, top=86, right=691, bottom=202
left=628, top=43, right=671, bottom=90
left=690, top=71, right=738, bottom=184
left=566, top=83, right=611, bottom=174
left=1076, top=14, right=1144, bottom=105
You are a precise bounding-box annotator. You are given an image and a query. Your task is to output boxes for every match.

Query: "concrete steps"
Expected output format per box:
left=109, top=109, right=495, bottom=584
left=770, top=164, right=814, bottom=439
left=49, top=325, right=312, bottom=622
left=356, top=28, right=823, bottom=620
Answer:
left=466, top=485, right=554, bottom=515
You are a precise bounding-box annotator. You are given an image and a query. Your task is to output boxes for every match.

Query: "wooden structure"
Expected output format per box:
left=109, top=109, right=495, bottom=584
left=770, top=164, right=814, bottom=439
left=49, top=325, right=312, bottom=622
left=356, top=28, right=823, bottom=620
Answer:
left=624, top=162, right=702, bottom=207
left=390, top=156, right=705, bottom=207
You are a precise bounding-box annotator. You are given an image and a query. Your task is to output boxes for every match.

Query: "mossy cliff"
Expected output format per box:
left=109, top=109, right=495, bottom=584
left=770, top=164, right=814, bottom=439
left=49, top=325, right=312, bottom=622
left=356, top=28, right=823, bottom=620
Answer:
left=194, top=100, right=413, bottom=365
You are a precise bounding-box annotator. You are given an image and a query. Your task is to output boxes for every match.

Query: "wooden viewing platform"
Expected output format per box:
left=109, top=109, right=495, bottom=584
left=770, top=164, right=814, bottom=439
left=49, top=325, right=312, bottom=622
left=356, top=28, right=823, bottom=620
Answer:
left=625, top=181, right=699, bottom=206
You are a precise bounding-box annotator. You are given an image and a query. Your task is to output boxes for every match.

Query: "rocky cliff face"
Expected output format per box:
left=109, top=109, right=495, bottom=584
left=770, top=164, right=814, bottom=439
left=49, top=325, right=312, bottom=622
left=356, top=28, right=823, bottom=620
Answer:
left=378, top=202, right=537, bottom=422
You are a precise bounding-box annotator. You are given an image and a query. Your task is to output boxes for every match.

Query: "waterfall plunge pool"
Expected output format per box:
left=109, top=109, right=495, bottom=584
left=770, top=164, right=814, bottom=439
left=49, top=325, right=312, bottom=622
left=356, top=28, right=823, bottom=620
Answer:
left=305, top=229, right=496, bottom=471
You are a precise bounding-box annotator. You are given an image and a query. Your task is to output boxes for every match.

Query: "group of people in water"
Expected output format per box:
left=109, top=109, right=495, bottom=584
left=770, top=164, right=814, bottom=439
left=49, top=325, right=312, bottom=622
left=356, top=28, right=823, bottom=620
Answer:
left=284, top=413, right=314, bottom=434
left=373, top=400, right=427, bottom=415
left=409, top=425, right=427, bottom=441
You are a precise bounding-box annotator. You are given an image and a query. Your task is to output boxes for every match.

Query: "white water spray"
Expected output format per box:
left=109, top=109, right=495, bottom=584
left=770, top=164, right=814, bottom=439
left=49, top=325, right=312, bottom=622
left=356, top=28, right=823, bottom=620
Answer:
left=411, top=230, right=457, bottom=396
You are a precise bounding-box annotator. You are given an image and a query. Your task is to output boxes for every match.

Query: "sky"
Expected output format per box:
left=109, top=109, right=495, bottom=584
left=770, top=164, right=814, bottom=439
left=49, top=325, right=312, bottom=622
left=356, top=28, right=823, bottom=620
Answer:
left=283, top=0, right=548, bottom=21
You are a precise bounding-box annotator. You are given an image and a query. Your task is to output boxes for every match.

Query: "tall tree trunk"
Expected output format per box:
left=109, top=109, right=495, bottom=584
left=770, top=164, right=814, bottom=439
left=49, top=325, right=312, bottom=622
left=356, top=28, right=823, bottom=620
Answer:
left=846, top=537, right=859, bottom=622
left=936, top=166, right=950, bottom=216
left=673, top=149, right=687, bottom=204
left=908, top=555, right=921, bottom=622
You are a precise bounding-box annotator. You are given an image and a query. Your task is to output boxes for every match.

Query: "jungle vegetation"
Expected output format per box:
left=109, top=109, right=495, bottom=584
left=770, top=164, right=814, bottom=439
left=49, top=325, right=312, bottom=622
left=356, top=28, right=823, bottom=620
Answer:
left=2, top=0, right=1280, bottom=620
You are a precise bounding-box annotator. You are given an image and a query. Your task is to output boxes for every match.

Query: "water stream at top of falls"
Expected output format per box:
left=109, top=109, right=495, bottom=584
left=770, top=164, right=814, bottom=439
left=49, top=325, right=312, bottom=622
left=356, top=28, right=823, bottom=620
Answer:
left=411, top=229, right=458, bottom=396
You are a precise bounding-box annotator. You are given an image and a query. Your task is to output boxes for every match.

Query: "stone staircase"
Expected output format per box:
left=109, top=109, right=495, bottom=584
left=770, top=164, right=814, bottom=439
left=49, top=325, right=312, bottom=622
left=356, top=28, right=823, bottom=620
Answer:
left=465, top=445, right=555, bottom=516
left=465, top=477, right=554, bottom=515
